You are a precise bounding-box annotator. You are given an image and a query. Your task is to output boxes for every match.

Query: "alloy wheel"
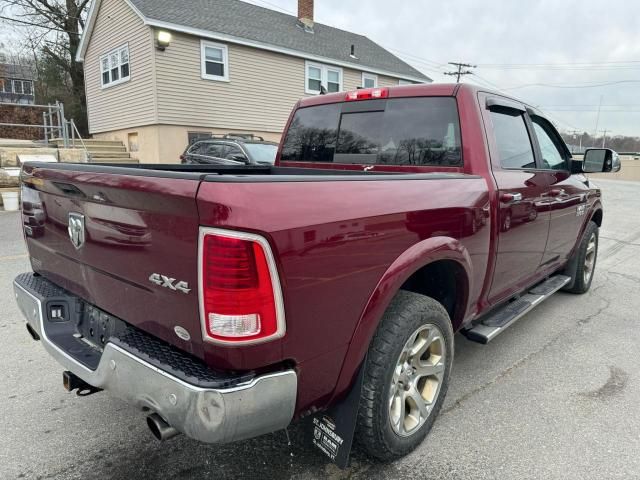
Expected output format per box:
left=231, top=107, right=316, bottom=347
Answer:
left=389, top=324, right=446, bottom=437
left=583, top=232, right=597, bottom=284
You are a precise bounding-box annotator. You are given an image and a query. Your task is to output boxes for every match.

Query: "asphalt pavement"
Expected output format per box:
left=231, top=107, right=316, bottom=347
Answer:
left=1, top=178, right=639, bottom=480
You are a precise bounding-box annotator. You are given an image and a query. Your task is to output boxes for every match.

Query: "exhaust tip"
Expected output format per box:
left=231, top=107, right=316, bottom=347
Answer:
left=147, top=413, right=180, bottom=441
left=26, top=323, right=40, bottom=341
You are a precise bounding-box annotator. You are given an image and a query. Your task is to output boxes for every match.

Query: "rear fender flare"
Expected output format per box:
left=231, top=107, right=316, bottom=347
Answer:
left=588, top=201, right=603, bottom=228
left=330, top=236, right=472, bottom=403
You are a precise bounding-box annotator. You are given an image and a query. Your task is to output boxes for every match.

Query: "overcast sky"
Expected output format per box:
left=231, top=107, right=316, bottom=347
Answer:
left=1, top=0, right=638, bottom=136
left=247, top=0, right=640, bottom=137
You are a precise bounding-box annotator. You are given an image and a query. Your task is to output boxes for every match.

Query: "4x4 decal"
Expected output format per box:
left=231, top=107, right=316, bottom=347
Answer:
left=148, top=273, right=191, bottom=294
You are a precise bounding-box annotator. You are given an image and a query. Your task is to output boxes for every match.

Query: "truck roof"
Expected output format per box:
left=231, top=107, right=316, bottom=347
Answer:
left=297, top=83, right=535, bottom=112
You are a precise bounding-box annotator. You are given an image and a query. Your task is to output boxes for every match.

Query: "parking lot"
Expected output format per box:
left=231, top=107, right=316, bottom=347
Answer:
left=1, top=178, right=639, bottom=480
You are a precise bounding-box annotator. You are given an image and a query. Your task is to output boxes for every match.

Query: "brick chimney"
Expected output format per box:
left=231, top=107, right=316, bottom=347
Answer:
left=297, top=0, right=314, bottom=29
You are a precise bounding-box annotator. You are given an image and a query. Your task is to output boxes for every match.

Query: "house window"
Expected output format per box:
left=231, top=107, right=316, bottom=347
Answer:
left=201, top=41, right=229, bottom=81
left=362, top=73, right=378, bottom=89
left=0, top=79, right=34, bottom=95
left=188, top=131, right=213, bottom=145
left=307, top=66, right=322, bottom=92
left=22, top=80, right=33, bottom=95
left=305, top=61, right=343, bottom=95
left=100, top=44, right=130, bottom=87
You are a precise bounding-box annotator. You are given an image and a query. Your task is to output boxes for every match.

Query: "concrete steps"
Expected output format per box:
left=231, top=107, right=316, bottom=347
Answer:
left=78, top=145, right=127, bottom=153
left=89, top=157, right=138, bottom=163
left=49, top=138, right=139, bottom=164
left=50, top=139, right=125, bottom=148
left=90, top=151, right=131, bottom=159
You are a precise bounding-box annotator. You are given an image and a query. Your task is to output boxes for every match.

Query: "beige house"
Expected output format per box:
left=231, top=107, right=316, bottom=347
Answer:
left=76, top=0, right=431, bottom=163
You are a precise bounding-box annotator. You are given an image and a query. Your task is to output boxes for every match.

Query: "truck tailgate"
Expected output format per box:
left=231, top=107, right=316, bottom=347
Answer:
left=20, top=164, right=204, bottom=358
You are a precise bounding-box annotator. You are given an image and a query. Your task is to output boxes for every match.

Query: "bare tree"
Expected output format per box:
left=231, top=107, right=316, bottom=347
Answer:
left=2, top=0, right=90, bottom=132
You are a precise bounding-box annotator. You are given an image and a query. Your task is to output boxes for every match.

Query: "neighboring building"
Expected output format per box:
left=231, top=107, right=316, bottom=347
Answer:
left=0, top=62, right=35, bottom=105
left=76, top=0, right=431, bottom=163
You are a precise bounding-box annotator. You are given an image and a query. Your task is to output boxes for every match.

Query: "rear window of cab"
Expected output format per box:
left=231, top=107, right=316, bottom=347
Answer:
left=280, top=97, right=462, bottom=167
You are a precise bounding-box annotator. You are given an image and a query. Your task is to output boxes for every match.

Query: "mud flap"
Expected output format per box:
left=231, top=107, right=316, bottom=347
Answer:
left=308, top=362, right=365, bottom=469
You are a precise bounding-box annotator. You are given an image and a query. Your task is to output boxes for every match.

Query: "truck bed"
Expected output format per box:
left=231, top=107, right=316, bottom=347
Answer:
left=20, top=160, right=490, bottom=412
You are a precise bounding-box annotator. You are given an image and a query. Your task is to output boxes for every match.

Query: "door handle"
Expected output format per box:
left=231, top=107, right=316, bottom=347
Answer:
left=500, top=192, right=522, bottom=203
left=548, top=188, right=566, bottom=197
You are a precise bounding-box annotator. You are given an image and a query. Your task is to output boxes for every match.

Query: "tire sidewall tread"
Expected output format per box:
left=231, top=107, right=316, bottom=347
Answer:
left=355, top=290, right=454, bottom=461
left=564, top=221, right=599, bottom=294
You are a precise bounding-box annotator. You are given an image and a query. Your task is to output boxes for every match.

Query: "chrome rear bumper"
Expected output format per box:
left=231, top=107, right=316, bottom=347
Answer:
left=13, top=273, right=297, bottom=444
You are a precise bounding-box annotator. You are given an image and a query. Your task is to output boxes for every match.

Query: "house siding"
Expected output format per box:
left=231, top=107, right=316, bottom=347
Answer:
left=154, top=32, right=302, bottom=132
left=153, top=31, right=405, bottom=133
left=84, top=0, right=156, bottom=133
left=343, top=69, right=402, bottom=90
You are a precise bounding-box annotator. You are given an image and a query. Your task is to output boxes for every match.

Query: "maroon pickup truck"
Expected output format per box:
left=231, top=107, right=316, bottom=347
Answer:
left=14, top=84, right=620, bottom=463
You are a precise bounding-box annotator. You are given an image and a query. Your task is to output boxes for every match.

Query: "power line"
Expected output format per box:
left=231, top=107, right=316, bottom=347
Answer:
left=0, top=14, right=80, bottom=35
left=470, top=72, right=583, bottom=131
left=477, top=64, right=640, bottom=72
left=244, top=0, right=296, bottom=15
left=502, top=80, right=640, bottom=90
left=470, top=72, right=507, bottom=93
left=444, top=62, right=476, bottom=83
left=478, top=60, right=640, bottom=67
left=383, top=47, right=445, bottom=69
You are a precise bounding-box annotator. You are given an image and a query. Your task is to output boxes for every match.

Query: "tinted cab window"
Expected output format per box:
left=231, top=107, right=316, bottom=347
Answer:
left=531, top=118, right=568, bottom=170
left=281, top=97, right=462, bottom=166
left=490, top=111, right=536, bottom=169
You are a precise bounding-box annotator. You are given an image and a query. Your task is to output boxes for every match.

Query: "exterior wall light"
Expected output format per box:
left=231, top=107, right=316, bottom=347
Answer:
left=157, top=31, right=172, bottom=51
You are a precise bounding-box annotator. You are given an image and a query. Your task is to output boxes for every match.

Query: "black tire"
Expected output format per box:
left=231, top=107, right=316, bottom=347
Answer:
left=355, top=290, right=454, bottom=461
left=563, top=221, right=599, bottom=294
left=501, top=210, right=512, bottom=232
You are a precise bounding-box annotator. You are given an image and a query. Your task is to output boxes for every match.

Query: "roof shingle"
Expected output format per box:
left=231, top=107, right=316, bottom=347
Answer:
left=128, top=0, right=430, bottom=81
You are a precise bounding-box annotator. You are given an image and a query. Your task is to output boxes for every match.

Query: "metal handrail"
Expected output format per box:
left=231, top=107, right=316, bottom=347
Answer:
left=67, top=119, right=91, bottom=162
left=1, top=101, right=85, bottom=156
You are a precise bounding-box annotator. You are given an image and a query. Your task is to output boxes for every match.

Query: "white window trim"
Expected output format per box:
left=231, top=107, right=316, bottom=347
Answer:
left=100, top=44, right=130, bottom=89
left=201, top=40, right=230, bottom=82
left=362, top=72, right=378, bottom=88
left=305, top=61, right=343, bottom=95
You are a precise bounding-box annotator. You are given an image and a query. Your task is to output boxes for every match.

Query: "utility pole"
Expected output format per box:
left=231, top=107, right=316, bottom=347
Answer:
left=444, top=62, right=476, bottom=83
left=569, top=129, right=583, bottom=154
left=593, top=95, right=603, bottom=146
left=599, top=129, right=610, bottom=148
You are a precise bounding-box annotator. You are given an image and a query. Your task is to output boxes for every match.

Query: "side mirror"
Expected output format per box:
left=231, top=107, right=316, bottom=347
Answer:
left=582, top=148, right=621, bottom=173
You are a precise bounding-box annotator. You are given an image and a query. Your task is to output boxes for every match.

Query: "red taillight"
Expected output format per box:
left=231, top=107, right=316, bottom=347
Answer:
left=199, top=228, right=285, bottom=345
left=345, top=87, right=389, bottom=102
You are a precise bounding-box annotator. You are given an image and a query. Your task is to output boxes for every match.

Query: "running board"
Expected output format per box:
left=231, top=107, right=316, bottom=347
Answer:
left=463, top=275, right=571, bottom=344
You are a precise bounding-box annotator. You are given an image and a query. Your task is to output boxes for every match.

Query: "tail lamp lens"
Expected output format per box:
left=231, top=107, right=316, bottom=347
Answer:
left=200, top=230, right=285, bottom=344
